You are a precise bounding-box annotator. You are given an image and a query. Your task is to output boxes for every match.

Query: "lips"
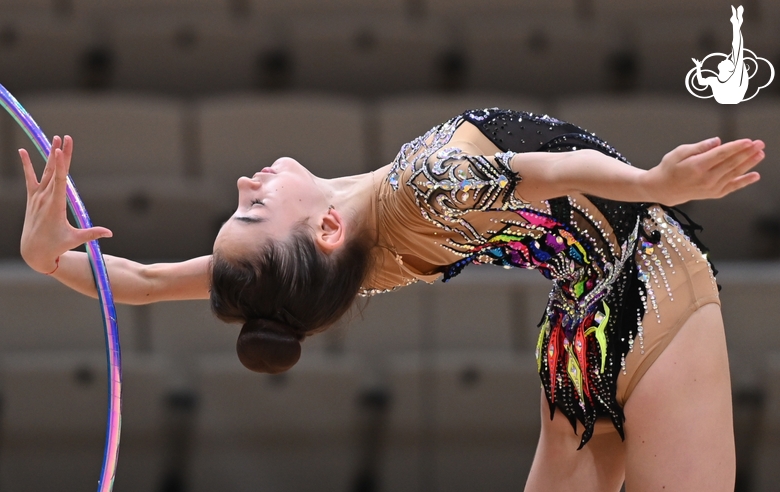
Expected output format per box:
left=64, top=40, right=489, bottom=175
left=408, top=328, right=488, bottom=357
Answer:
left=252, top=168, right=275, bottom=179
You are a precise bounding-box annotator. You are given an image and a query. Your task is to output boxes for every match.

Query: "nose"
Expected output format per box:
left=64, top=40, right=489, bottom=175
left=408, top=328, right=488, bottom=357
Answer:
left=237, top=176, right=261, bottom=190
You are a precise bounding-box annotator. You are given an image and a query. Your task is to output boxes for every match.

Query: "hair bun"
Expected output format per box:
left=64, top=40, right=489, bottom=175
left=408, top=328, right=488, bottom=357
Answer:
left=237, top=319, right=302, bottom=374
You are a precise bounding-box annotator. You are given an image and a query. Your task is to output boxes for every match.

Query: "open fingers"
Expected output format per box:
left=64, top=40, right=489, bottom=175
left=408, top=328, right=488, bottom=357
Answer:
left=18, top=149, right=40, bottom=195
left=61, top=135, right=73, bottom=173
left=52, top=136, right=73, bottom=197
left=39, top=135, right=62, bottom=190
left=51, top=148, right=69, bottom=198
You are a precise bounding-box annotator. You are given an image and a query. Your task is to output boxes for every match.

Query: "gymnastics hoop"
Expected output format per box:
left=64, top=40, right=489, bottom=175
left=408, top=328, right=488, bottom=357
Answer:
left=0, top=84, right=121, bottom=492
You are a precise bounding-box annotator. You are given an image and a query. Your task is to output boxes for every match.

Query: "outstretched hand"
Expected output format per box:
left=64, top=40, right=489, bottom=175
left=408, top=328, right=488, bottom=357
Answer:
left=19, top=135, right=112, bottom=274
left=645, top=137, right=764, bottom=207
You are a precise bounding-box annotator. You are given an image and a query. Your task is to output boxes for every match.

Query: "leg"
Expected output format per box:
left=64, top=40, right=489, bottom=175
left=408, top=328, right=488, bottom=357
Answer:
left=623, top=303, right=735, bottom=492
left=730, top=5, right=744, bottom=65
left=525, top=390, right=625, bottom=492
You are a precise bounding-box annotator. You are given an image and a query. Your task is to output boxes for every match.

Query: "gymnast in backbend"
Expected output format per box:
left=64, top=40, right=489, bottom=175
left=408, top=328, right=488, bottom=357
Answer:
left=18, top=107, right=764, bottom=490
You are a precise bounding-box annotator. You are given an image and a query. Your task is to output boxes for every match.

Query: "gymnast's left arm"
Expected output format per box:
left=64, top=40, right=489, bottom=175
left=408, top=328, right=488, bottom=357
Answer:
left=509, top=136, right=764, bottom=206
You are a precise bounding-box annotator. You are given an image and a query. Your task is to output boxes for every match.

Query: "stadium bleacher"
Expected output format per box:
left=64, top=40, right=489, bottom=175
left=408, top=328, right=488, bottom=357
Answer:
left=0, top=1, right=777, bottom=490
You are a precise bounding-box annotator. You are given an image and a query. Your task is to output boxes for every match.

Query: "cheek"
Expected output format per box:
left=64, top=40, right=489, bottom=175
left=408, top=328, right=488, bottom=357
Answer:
left=277, top=178, right=320, bottom=207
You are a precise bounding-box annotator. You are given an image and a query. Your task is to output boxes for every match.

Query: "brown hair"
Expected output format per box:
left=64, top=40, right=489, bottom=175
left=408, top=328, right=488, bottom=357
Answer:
left=210, top=222, right=376, bottom=374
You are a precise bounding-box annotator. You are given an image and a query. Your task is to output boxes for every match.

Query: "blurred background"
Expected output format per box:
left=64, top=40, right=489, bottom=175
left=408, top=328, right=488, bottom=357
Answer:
left=0, top=0, right=778, bottom=491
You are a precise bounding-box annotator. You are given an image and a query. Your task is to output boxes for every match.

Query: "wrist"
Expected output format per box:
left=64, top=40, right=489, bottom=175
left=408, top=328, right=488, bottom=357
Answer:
left=640, top=167, right=666, bottom=205
left=44, top=256, right=60, bottom=275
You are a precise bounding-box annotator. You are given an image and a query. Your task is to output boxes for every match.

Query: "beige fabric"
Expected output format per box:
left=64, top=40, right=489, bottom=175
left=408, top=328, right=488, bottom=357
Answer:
left=362, top=127, right=721, bottom=408
left=616, top=205, right=721, bottom=405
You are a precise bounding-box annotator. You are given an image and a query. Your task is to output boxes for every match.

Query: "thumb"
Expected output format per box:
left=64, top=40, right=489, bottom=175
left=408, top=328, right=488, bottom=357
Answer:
left=76, top=226, right=113, bottom=244
left=677, top=137, right=721, bottom=160
left=698, top=136, right=721, bottom=151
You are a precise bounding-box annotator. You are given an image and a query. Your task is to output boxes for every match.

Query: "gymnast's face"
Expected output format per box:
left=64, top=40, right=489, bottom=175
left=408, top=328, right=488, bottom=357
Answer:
left=213, top=157, right=339, bottom=258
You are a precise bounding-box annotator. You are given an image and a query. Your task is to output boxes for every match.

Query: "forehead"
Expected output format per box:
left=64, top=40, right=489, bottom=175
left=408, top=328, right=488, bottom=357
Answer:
left=214, top=217, right=274, bottom=259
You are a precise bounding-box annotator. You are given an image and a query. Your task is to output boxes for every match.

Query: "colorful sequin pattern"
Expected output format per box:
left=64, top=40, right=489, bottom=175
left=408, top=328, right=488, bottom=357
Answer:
left=372, top=108, right=718, bottom=447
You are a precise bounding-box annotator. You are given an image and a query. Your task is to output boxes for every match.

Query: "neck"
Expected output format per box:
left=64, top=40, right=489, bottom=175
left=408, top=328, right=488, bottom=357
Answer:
left=315, top=162, right=393, bottom=235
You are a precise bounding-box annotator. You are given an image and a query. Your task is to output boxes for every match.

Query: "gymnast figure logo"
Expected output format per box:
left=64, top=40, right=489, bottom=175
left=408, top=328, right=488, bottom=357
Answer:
left=685, top=5, right=774, bottom=104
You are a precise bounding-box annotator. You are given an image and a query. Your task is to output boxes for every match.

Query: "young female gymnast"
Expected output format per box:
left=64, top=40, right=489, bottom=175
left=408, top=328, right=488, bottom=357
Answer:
left=19, top=108, right=765, bottom=491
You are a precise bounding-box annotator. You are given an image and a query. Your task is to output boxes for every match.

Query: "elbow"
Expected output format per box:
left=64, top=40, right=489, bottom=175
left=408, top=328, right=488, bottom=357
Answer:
left=123, top=263, right=158, bottom=305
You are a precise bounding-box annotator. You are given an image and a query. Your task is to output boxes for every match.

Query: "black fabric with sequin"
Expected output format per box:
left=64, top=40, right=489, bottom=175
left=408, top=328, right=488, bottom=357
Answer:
left=438, top=108, right=720, bottom=447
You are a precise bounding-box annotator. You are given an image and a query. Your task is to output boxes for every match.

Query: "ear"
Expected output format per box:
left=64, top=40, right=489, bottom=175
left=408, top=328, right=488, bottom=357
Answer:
left=315, top=207, right=346, bottom=254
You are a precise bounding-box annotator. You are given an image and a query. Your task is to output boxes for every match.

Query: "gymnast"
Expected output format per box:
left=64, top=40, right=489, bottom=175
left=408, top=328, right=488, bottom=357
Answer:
left=18, top=108, right=764, bottom=491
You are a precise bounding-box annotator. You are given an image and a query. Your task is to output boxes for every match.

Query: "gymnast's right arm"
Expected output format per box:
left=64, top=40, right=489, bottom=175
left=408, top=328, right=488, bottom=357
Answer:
left=48, top=253, right=211, bottom=305
left=18, top=135, right=211, bottom=305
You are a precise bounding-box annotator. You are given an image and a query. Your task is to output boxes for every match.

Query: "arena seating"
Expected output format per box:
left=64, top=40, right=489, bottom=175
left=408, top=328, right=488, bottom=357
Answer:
left=381, top=349, right=539, bottom=492
left=189, top=352, right=364, bottom=492
left=0, top=0, right=54, bottom=13
left=0, top=266, right=139, bottom=351
left=71, top=0, right=233, bottom=17
left=717, top=264, right=780, bottom=388
left=459, top=16, right=609, bottom=96
left=592, top=0, right=742, bottom=19
left=0, top=16, right=88, bottom=93
left=9, top=93, right=187, bottom=178
left=734, top=100, right=780, bottom=207
left=0, top=0, right=777, bottom=97
left=732, top=100, right=780, bottom=257
left=429, top=272, right=534, bottom=351
left=0, top=352, right=168, bottom=491
left=197, top=93, right=368, bottom=217
left=632, top=17, right=730, bottom=92
left=8, top=93, right=215, bottom=260
left=426, top=0, right=576, bottom=18
left=692, top=99, right=780, bottom=260
left=339, top=280, right=428, bottom=356
left=0, top=1, right=778, bottom=489
left=148, top=300, right=238, bottom=388
left=0, top=180, right=26, bottom=259
left=754, top=353, right=780, bottom=490
left=0, top=260, right=776, bottom=490
left=251, top=0, right=407, bottom=17
left=287, top=16, right=449, bottom=96
left=554, top=94, right=723, bottom=170
left=554, top=95, right=758, bottom=260
left=375, top=94, right=546, bottom=166
left=109, top=16, right=275, bottom=96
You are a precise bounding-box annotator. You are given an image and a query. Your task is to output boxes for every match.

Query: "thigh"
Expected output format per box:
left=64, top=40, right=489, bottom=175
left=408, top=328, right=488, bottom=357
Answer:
left=525, top=390, right=625, bottom=492
left=622, top=303, right=735, bottom=492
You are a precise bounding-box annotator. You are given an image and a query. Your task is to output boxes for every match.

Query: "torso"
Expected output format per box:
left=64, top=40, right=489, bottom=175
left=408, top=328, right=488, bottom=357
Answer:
left=362, top=110, right=628, bottom=296
left=359, top=107, right=658, bottom=446
left=359, top=107, right=722, bottom=450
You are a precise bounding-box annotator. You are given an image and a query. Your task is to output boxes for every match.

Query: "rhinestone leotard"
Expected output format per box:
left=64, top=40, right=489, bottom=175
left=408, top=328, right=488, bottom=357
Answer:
left=360, top=108, right=720, bottom=448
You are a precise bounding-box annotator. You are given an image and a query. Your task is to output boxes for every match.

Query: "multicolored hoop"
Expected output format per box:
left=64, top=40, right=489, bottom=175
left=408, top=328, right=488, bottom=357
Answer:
left=0, top=84, right=121, bottom=492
